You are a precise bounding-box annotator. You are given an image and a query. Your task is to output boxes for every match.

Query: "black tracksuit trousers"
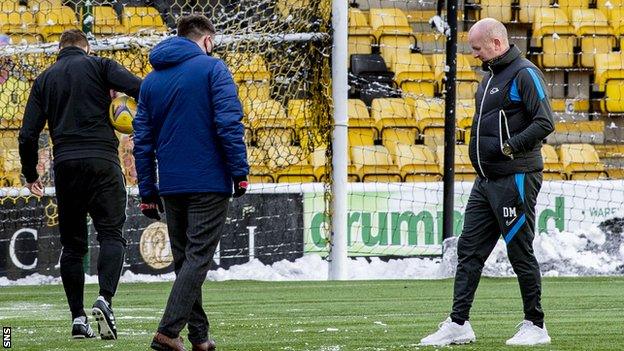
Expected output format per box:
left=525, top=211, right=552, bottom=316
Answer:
left=451, top=171, right=545, bottom=326
left=54, top=158, right=127, bottom=319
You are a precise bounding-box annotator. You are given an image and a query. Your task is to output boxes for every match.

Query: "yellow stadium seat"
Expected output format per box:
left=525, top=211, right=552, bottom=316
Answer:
left=593, top=144, right=624, bottom=159
left=91, top=6, right=125, bottom=35
left=594, top=52, right=624, bottom=112
left=369, top=8, right=415, bottom=65
left=30, top=0, right=62, bottom=10
left=248, top=147, right=274, bottom=183
left=382, top=128, right=417, bottom=148
left=276, top=0, right=309, bottom=18
left=348, top=128, right=375, bottom=146
left=606, top=167, right=624, bottom=179
left=413, top=99, right=446, bottom=147
left=430, top=54, right=479, bottom=99
left=391, top=143, right=442, bottom=182
left=123, top=6, right=168, bottom=34
left=479, top=0, right=513, bottom=23
left=369, top=8, right=413, bottom=39
left=227, top=53, right=271, bottom=82
left=0, top=3, right=37, bottom=36
left=557, top=0, right=590, bottom=19
left=264, top=146, right=315, bottom=183
left=436, top=145, right=477, bottom=181
left=36, top=6, right=79, bottom=41
left=0, top=77, right=31, bottom=129
left=518, top=0, right=551, bottom=23
left=413, top=32, right=444, bottom=54
left=245, top=100, right=295, bottom=146
left=392, top=52, right=435, bottom=99
left=541, top=144, right=565, bottom=180
left=607, top=8, right=624, bottom=49
left=349, top=8, right=374, bottom=55
left=558, top=144, right=607, bottom=180
left=532, top=8, right=575, bottom=67
left=370, top=97, right=418, bottom=138
left=572, top=9, right=615, bottom=68
left=348, top=99, right=378, bottom=139
left=351, top=145, right=402, bottom=182
left=238, top=81, right=271, bottom=107
left=287, top=99, right=313, bottom=131
left=549, top=98, right=590, bottom=112
left=311, top=147, right=359, bottom=182
left=548, top=120, right=604, bottom=144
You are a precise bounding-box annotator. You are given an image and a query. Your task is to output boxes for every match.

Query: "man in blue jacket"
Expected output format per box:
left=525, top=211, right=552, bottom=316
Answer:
left=132, top=14, right=249, bottom=351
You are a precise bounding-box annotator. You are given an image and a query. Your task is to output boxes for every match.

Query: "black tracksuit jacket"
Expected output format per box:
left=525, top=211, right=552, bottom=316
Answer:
left=19, top=46, right=142, bottom=183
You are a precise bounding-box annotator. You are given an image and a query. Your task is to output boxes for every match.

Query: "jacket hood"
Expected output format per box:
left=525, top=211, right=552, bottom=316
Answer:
left=482, top=44, right=521, bottom=73
left=149, top=36, right=206, bottom=70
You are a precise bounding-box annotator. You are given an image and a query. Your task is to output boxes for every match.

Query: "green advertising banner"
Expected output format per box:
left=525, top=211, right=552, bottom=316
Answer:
left=303, top=181, right=624, bottom=256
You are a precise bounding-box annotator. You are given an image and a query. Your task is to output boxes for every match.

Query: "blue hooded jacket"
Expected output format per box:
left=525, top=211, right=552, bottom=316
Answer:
left=133, top=36, right=248, bottom=197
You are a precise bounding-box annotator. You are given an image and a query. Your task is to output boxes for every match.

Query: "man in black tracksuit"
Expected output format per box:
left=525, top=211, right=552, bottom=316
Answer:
left=19, top=29, right=141, bottom=340
left=420, top=18, right=554, bottom=347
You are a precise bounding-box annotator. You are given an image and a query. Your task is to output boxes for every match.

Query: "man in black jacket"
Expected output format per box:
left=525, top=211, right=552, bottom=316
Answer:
left=420, top=18, right=554, bottom=347
left=19, top=29, right=141, bottom=340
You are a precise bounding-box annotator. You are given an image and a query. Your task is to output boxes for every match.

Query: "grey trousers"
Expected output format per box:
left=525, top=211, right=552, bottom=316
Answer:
left=158, top=193, right=229, bottom=344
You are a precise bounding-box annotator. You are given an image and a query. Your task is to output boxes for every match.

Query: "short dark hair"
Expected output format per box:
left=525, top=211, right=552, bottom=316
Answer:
left=59, top=29, right=88, bottom=49
left=177, top=14, right=216, bottom=41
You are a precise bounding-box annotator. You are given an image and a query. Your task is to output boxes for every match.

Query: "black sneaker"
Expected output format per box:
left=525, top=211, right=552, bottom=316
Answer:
left=91, top=297, right=117, bottom=340
left=71, top=317, right=96, bottom=339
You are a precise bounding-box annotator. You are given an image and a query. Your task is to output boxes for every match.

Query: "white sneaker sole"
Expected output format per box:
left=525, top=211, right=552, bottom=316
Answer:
left=419, top=337, right=476, bottom=346
left=92, top=307, right=116, bottom=340
left=506, top=337, right=551, bottom=346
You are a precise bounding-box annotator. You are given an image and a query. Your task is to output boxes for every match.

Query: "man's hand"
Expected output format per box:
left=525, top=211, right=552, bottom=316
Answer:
left=233, top=176, right=249, bottom=198
left=139, top=196, right=164, bottom=220
left=26, top=179, right=44, bottom=196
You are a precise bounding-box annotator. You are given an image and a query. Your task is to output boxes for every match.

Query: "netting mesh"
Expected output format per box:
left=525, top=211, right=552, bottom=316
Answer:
left=0, top=0, right=334, bottom=277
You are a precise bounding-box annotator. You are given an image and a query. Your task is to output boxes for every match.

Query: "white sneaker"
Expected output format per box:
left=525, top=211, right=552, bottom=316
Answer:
left=419, top=317, right=476, bottom=346
left=506, top=320, right=551, bottom=346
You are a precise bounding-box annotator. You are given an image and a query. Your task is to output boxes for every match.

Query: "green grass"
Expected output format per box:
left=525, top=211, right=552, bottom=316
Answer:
left=1, top=277, right=623, bottom=350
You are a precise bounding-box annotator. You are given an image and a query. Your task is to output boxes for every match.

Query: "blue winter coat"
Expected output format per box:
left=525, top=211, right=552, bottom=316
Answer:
left=133, top=36, right=248, bottom=197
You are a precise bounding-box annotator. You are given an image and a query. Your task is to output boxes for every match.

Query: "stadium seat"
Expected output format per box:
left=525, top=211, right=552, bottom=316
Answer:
left=532, top=8, right=575, bottom=67
left=349, top=54, right=397, bottom=106
left=276, top=0, right=309, bottom=18
left=348, top=98, right=378, bottom=139
left=572, top=9, right=615, bottom=68
left=547, top=120, right=605, bottom=145
left=36, top=6, right=79, bottom=41
left=227, top=53, right=271, bottom=82
left=370, top=97, right=418, bottom=139
left=351, top=145, right=402, bottom=182
left=549, top=98, right=590, bottom=112
left=287, top=99, right=314, bottom=132
left=0, top=3, right=38, bottom=38
left=29, top=0, right=62, bottom=10
left=517, top=0, right=550, bottom=23
left=369, top=8, right=416, bottom=65
left=123, top=6, right=168, bottom=34
left=594, top=52, right=624, bottom=112
left=392, top=52, right=435, bottom=99
left=541, top=144, right=566, bottom=180
left=348, top=8, right=375, bottom=56
left=248, top=147, right=275, bottom=183
left=391, top=143, right=442, bottom=182
left=558, top=144, right=608, bottom=180
left=456, top=100, right=475, bottom=143
left=413, top=31, right=445, bottom=54
left=238, top=81, right=271, bottom=107
left=607, top=8, right=624, bottom=49
left=92, top=6, right=125, bottom=35
left=382, top=128, right=417, bottom=148
left=0, top=76, right=31, bottom=129
left=556, top=0, right=590, bottom=19
left=436, top=145, right=477, bottom=181
left=478, top=0, right=513, bottom=23
left=311, top=147, right=359, bottom=182
left=430, top=54, right=479, bottom=99
left=245, top=100, right=295, bottom=146
left=413, top=99, right=445, bottom=147
left=348, top=128, right=376, bottom=146
left=264, top=146, right=315, bottom=183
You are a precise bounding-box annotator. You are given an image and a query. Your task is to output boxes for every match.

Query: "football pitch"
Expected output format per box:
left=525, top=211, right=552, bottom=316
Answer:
left=1, top=277, right=623, bottom=351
